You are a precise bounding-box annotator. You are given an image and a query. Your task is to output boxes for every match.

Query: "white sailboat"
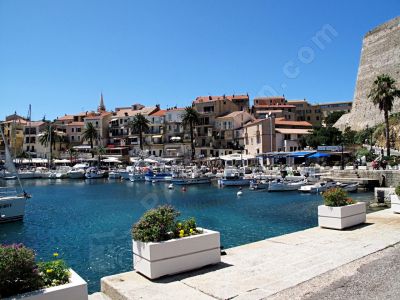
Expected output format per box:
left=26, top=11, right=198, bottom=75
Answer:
left=0, top=125, right=29, bottom=223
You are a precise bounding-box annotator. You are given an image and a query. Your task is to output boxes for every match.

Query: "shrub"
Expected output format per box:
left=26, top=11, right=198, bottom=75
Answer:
left=396, top=185, right=400, bottom=196
left=131, top=205, right=201, bottom=242
left=322, top=187, right=354, bottom=207
left=0, top=244, right=43, bottom=298
left=38, top=253, right=70, bottom=288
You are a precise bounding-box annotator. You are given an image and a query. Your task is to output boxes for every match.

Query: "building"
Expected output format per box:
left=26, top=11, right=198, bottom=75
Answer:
left=214, top=111, right=253, bottom=156
left=252, top=96, right=296, bottom=120
left=0, top=114, right=27, bottom=157
left=163, top=108, right=191, bottom=158
left=287, top=99, right=322, bottom=126
left=108, top=105, right=159, bottom=152
left=145, top=109, right=166, bottom=157
left=22, top=121, right=47, bottom=157
left=244, top=118, right=276, bottom=155
left=193, top=94, right=250, bottom=157
left=319, top=101, right=352, bottom=118
left=274, top=118, right=313, bottom=152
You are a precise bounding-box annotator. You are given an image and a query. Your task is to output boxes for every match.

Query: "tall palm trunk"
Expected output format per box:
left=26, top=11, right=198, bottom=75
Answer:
left=385, top=109, right=390, bottom=157
left=190, top=122, right=194, bottom=160
left=90, top=137, right=94, bottom=158
left=139, top=127, right=143, bottom=150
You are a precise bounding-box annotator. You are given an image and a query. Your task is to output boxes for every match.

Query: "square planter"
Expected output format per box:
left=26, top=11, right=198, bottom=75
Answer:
left=391, top=194, right=400, bottom=213
left=9, top=269, right=88, bottom=300
left=133, top=228, right=221, bottom=279
left=345, top=166, right=355, bottom=170
left=318, top=202, right=366, bottom=230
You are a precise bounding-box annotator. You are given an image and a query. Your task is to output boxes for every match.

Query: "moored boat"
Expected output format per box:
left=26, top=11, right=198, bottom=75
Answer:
left=268, top=179, right=306, bottom=192
left=218, top=168, right=251, bottom=187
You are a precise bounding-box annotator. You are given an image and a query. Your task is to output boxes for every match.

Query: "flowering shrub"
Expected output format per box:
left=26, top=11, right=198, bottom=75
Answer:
left=38, top=253, right=70, bottom=288
left=0, top=244, right=43, bottom=298
left=132, top=205, right=201, bottom=242
left=0, top=246, right=70, bottom=298
left=322, top=187, right=355, bottom=207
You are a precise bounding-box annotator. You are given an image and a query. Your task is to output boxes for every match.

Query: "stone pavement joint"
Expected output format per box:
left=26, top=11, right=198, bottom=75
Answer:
left=97, top=209, right=400, bottom=300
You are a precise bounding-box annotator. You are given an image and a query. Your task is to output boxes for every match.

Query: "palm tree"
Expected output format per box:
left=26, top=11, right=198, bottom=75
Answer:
left=67, top=147, right=77, bottom=163
left=96, top=145, right=106, bottom=165
left=128, top=114, right=150, bottom=151
left=368, top=74, right=400, bottom=156
left=182, top=106, right=200, bottom=160
left=39, top=124, right=57, bottom=162
left=82, top=122, right=99, bottom=158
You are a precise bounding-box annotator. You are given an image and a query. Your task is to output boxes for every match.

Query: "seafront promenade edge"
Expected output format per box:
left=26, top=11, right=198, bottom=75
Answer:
left=92, top=208, right=400, bottom=299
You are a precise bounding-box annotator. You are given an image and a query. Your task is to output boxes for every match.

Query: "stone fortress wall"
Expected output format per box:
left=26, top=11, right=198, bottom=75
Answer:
left=335, top=16, right=400, bottom=131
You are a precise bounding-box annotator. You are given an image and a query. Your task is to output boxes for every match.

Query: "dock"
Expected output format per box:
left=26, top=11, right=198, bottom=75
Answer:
left=90, top=209, right=400, bottom=299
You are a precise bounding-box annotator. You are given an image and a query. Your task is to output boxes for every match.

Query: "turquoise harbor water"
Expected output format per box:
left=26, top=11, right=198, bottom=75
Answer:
left=0, top=179, right=373, bottom=293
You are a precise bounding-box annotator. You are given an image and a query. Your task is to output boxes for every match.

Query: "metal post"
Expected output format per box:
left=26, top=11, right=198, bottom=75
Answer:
left=341, top=142, right=344, bottom=170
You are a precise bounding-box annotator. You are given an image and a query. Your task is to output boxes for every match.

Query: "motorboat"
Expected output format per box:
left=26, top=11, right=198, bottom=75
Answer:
left=144, top=171, right=172, bottom=182
left=108, top=171, right=121, bottom=179
left=129, top=173, right=146, bottom=182
left=298, top=181, right=338, bottom=193
left=171, top=176, right=211, bottom=185
left=68, top=163, right=89, bottom=179
left=338, top=182, right=359, bottom=193
left=85, top=167, right=106, bottom=179
left=268, top=179, right=306, bottom=192
left=249, top=179, right=269, bottom=190
left=218, top=168, right=251, bottom=187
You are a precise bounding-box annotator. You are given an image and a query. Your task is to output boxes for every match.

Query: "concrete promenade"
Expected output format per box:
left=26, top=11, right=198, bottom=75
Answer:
left=91, top=209, right=400, bottom=300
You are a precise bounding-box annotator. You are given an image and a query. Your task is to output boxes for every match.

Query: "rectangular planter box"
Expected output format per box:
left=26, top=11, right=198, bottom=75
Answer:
left=10, top=269, right=88, bottom=300
left=345, top=166, right=355, bottom=170
left=133, top=228, right=221, bottom=279
left=391, top=194, right=400, bottom=213
left=318, top=202, right=366, bottom=230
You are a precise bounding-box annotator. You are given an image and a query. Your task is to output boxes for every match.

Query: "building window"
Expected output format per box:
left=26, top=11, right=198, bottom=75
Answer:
left=77, top=128, right=81, bottom=132
left=284, top=134, right=291, bottom=140
left=72, top=128, right=75, bottom=133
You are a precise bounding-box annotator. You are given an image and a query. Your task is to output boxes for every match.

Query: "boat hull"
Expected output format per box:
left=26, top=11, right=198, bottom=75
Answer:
left=171, top=178, right=211, bottom=185
left=0, top=196, right=26, bottom=223
left=218, top=178, right=251, bottom=186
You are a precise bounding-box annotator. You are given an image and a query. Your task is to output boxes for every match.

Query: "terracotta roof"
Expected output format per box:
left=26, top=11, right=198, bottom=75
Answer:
left=115, top=106, right=158, bottom=118
left=57, top=115, right=74, bottom=121
left=275, top=118, right=312, bottom=127
left=84, top=112, right=112, bottom=120
left=254, top=104, right=296, bottom=108
left=67, top=122, right=85, bottom=126
left=244, top=119, right=265, bottom=127
left=275, top=128, right=312, bottom=134
left=24, top=121, right=46, bottom=127
left=194, top=94, right=249, bottom=104
left=150, top=110, right=167, bottom=117
left=216, top=111, right=246, bottom=120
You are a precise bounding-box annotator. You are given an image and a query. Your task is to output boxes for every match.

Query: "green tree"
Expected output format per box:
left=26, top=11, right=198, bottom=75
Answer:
left=342, top=126, right=357, bottom=145
left=82, top=122, right=99, bottom=158
left=324, top=110, right=346, bottom=127
left=128, top=114, right=150, bottom=151
left=39, top=124, right=58, bottom=162
left=368, top=74, right=400, bottom=156
left=181, top=106, right=200, bottom=160
left=302, top=126, right=343, bottom=149
left=96, top=145, right=106, bottom=164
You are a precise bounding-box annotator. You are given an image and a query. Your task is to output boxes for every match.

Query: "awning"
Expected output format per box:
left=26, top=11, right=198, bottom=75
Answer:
left=288, top=151, right=315, bottom=158
left=308, top=152, right=330, bottom=158
left=54, top=159, right=71, bottom=163
left=152, top=135, right=162, bottom=138
left=170, top=137, right=181, bottom=141
left=275, top=128, right=312, bottom=134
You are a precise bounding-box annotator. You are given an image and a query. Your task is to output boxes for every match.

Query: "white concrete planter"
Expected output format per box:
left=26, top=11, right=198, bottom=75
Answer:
left=345, top=166, right=355, bottom=170
left=133, top=228, right=221, bottom=279
left=10, top=269, right=88, bottom=300
left=318, top=202, right=366, bottom=230
left=358, top=166, right=367, bottom=170
left=332, top=166, right=341, bottom=170
left=391, top=194, right=400, bottom=213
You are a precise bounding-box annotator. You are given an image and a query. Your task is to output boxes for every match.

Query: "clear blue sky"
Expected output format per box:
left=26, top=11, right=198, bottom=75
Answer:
left=0, top=0, right=399, bottom=120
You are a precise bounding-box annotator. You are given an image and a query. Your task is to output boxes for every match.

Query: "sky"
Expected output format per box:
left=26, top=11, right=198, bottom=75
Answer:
left=0, top=0, right=399, bottom=120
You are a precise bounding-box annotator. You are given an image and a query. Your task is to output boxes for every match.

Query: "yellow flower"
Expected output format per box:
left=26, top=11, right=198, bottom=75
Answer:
left=178, top=223, right=182, bottom=227
left=46, top=269, right=53, bottom=273
left=53, top=252, right=59, bottom=257
left=189, top=228, right=194, bottom=234
left=179, top=229, right=184, bottom=237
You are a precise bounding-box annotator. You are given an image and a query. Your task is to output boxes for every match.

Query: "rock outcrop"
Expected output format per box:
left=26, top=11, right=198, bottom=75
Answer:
left=335, top=16, right=400, bottom=131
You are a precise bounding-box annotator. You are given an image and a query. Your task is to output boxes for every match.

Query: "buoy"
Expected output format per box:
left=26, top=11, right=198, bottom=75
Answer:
left=152, top=180, right=156, bottom=184
left=237, top=191, right=243, bottom=196
left=168, top=184, right=174, bottom=189
left=182, top=187, right=187, bottom=192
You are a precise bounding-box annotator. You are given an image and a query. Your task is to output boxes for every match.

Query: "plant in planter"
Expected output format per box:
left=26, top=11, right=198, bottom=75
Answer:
left=0, top=244, right=87, bottom=300
left=391, top=185, right=400, bottom=213
left=318, top=187, right=366, bottom=230
left=131, top=205, right=220, bottom=279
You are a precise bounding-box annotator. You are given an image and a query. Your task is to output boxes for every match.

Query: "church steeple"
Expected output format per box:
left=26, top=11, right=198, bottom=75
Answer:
left=98, top=92, right=106, bottom=112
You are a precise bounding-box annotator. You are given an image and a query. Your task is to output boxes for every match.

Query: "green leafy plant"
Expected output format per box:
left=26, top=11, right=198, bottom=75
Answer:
left=395, top=185, right=400, bottom=196
left=131, top=205, right=201, bottom=242
left=0, top=244, right=43, bottom=298
left=322, top=187, right=355, bottom=207
left=38, top=253, right=70, bottom=288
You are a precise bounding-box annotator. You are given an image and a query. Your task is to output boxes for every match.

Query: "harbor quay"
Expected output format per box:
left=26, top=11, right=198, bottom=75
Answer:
left=91, top=208, right=400, bottom=300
